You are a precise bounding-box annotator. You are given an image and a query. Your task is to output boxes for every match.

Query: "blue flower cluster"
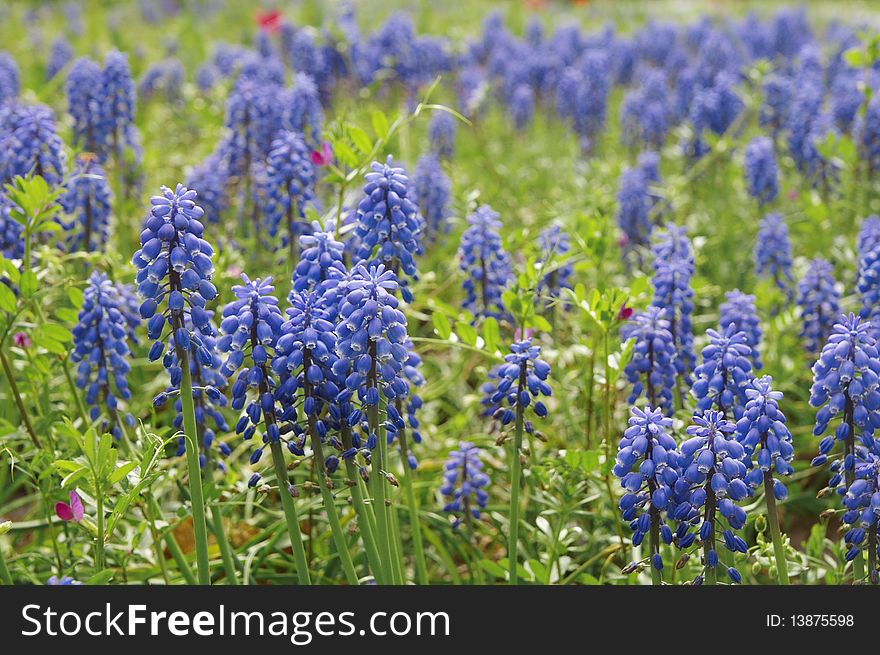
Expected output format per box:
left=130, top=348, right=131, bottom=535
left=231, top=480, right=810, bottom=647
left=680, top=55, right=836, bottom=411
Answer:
left=736, top=376, right=794, bottom=500
left=719, top=290, right=763, bottom=370
left=132, top=184, right=218, bottom=396
left=622, top=307, right=678, bottom=414
left=458, top=204, right=511, bottom=321
left=264, top=130, right=316, bottom=253
left=0, top=193, right=22, bottom=259
left=616, top=153, right=661, bottom=251
left=101, top=50, right=141, bottom=161
left=354, top=156, right=422, bottom=303
left=3, top=104, right=65, bottom=186
left=71, top=272, right=134, bottom=439
left=292, top=222, right=346, bottom=296
left=509, top=84, right=534, bottom=130
left=61, top=156, right=113, bottom=253
left=857, top=239, right=880, bottom=336
left=67, top=57, right=105, bottom=155
left=841, top=453, right=880, bottom=572
left=760, top=74, right=791, bottom=137
left=744, top=136, right=779, bottom=206
left=413, top=153, right=451, bottom=240
left=47, top=37, right=73, bottom=81
left=614, top=406, right=680, bottom=571
left=441, top=441, right=490, bottom=529
left=754, top=213, right=793, bottom=300
left=482, top=339, right=551, bottom=428
left=428, top=111, right=456, bottom=160
left=691, top=325, right=754, bottom=420
left=797, top=259, right=840, bottom=354
left=652, top=224, right=696, bottom=382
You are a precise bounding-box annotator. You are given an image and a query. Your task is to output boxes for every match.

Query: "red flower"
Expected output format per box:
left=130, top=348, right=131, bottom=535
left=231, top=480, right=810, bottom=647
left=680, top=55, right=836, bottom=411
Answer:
left=55, top=490, right=84, bottom=523
left=256, top=9, right=282, bottom=34
left=311, top=142, right=333, bottom=167
left=13, top=332, right=30, bottom=348
left=617, top=303, right=633, bottom=322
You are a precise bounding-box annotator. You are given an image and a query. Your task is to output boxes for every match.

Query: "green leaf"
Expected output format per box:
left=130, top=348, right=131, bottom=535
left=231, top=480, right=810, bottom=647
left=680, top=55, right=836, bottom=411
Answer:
left=335, top=141, right=358, bottom=168
left=371, top=110, right=389, bottom=139
left=431, top=310, right=452, bottom=339
left=0, top=283, right=16, bottom=313
left=483, top=316, right=499, bottom=353
left=457, top=322, right=477, bottom=346
left=478, top=559, right=507, bottom=580
left=532, top=315, right=552, bottom=332
left=41, top=323, right=71, bottom=343
left=85, top=570, right=115, bottom=585
left=108, top=461, right=138, bottom=485
left=349, top=126, right=373, bottom=154
left=67, top=286, right=84, bottom=309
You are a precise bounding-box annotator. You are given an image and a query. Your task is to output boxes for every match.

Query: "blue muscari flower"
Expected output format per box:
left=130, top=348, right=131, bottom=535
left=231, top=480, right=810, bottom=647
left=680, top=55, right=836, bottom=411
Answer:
left=239, top=50, right=286, bottom=88
left=536, top=224, right=573, bottom=305
left=0, top=52, right=19, bottom=105
left=100, top=51, right=141, bottom=161
left=808, top=313, right=880, bottom=472
left=858, top=240, right=880, bottom=334
left=71, top=272, right=134, bottom=439
left=281, top=73, right=324, bottom=144
left=139, top=58, right=184, bottom=103
left=858, top=215, right=880, bottom=263
left=759, top=73, right=791, bottom=138
left=61, top=156, right=113, bottom=253
left=803, top=113, right=841, bottom=190
left=217, top=274, right=295, bottom=465
left=736, top=376, right=794, bottom=501
left=831, top=71, right=863, bottom=134
left=186, top=153, right=228, bottom=224
left=691, top=325, right=754, bottom=420
left=754, top=213, right=793, bottom=300
left=719, top=290, right=763, bottom=370
left=840, top=452, right=880, bottom=574
left=744, top=137, right=779, bottom=206
left=397, top=338, right=424, bottom=469
left=652, top=224, right=696, bottom=382
left=413, top=153, right=451, bottom=240
left=168, top=313, right=230, bottom=470
left=264, top=130, right=316, bottom=254
left=620, top=68, right=671, bottom=150
left=616, top=156, right=658, bottom=251
left=220, top=77, right=282, bottom=182
left=0, top=193, right=23, bottom=259
left=614, top=406, right=680, bottom=569
left=292, top=222, right=346, bottom=296
left=482, top=339, right=551, bottom=428
left=572, top=51, right=610, bottom=154
left=677, top=410, right=750, bottom=582
left=132, top=184, right=218, bottom=399
left=47, top=37, right=73, bottom=81
left=67, top=57, right=106, bottom=155
left=797, top=259, right=840, bottom=354
left=856, top=92, right=880, bottom=174
left=508, top=84, right=534, bottom=131
left=786, top=77, right=823, bottom=175
left=354, top=156, right=422, bottom=303
left=334, top=263, right=412, bottom=432
left=441, top=441, right=489, bottom=529
left=458, top=204, right=511, bottom=321
left=622, top=307, right=678, bottom=414
left=4, top=104, right=66, bottom=187
left=195, top=62, right=219, bottom=91
left=47, top=575, right=82, bottom=585
left=772, top=7, right=812, bottom=59
left=428, top=111, right=456, bottom=160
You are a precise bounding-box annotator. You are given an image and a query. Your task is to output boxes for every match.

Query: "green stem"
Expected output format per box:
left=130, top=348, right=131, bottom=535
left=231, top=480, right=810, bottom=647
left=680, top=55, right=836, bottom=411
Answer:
left=509, top=393, right=525, bottom=585
left=208, top=494, right=239, bottom=585
left=95, top=492, right=105, bottom=572
left=308, top=424, right=359, bottom=585
left=763, top=472, right=789, bottom=585
left=399, top=433, right=428, bottom=585
left=148, top=495, right=197, bottom=585
left=0, top=350, right=41, bottom=449
left=268, top=440, right=311, bottom=584
left=368, top=404, right=394, bottom=584
left=177, top=350, right=211, bottom=585
left=342, top=427, right=384, bottom=583
left=142, top=504, right=170, bottom=584
left=0, top=542, right=13, bottom=584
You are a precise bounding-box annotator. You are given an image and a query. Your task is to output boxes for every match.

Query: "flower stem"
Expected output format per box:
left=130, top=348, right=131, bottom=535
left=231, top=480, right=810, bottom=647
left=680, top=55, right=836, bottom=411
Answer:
left=368, top=404, right=395, bottom=584
left=342, top=426, right=384, bottom=583
left=177, top=350, right=211, bottom=585
left=95, top=492, right=105, bottom=573
left=844, top=398, right=866, bottom=582
left=0, top=542, right=13, bottom=584
left=398, top=432, right=428, bottom=585
left=0, top=350, right=41, bottom=449
left=508, top=386, right=525, bottom=585
left=208, top=488, right=239, bottom=585
left=268, top=440, right=311, bottom=585
left=147, top=494, right=197, bottom=584
left=308, top=426, right=359, bottom=585
left=762, top=472, right=789, bottom=585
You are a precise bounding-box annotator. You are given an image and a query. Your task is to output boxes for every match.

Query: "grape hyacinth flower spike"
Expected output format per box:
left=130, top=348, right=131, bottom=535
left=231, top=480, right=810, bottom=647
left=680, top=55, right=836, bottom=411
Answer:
left=483, top=338, right=551, bottom=584
left=615, top=406, right=680, bottom=583
left=743, top=136, right=779, bottom=206
left=797, top=258, right=840, bottom=354
left=217, top=274, right=311, bottom=585
left=719, top=290, right=763, bottom=370
left=61, top=155, right=113, bottom=254
left=841, top=452, right=880, bottom=582
left=809, top=313, right=880, bottom=582
left=441, top=442, right=490, bottom=531
left=132, top=183, right=217, bottom=584
left=458, top=204, right=512, bottom=322
left=678, top=410, right=750, bottom=585
left=754, top=213, right=794, bottom=303
left=736, top=376, right=793, bottom=583
left=621, top=307, right=678, bottom=414
left=691, top=325, right=754, bottom=421
left=264, top=130, right=316, bottom=261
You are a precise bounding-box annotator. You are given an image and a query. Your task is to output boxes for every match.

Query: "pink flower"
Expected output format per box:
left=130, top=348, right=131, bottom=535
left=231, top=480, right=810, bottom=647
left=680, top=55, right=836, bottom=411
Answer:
left=311, top=142, right=333, bottom=167
left=255, top=9, right=282, bottom=34
left=55, top=490, right=84, bottom=523
left=514, top=327, right=534, bottom=341
left=617, top=303, right=633, bottom=322
left=226, top=265, right=242, bottom=278
left=13, top=332, right=30, bottom=349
